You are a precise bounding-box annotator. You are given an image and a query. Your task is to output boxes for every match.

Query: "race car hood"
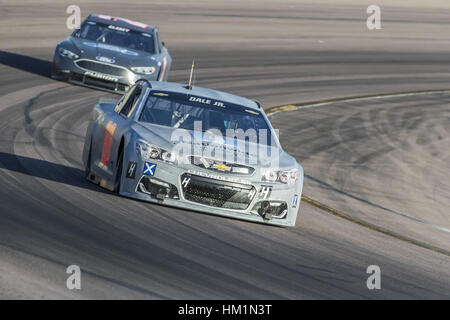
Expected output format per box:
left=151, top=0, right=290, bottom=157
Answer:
left=67, top=37, right=160, bottom=69
left=133, top=122, right=297, bottom=169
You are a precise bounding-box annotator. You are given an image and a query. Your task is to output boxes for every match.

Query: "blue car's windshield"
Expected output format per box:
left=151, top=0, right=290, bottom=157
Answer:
left=75, top=20, right=155, bottom=54
left=139, top=91, right=275, bottom=145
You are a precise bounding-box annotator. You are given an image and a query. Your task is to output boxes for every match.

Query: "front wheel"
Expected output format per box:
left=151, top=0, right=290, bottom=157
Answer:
left=50, top=61, right=63, bottom=80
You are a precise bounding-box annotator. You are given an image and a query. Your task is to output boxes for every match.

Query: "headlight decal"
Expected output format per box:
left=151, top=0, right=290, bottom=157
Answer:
left=58, top=47, right=79, bottom=59
left=262, top=169, right=298, bottom=184
left=131, top=66, right=156, bottom=75
left=135, top=140, right=177, bottom=164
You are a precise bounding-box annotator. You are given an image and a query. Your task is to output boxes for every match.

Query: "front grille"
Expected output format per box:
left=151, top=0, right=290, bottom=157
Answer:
left=189, top=156, right=255, bottom=175
left=84, top=76, right=117, bottom=90
left=181, top=173, right=256, bottom=210
left=75, top=60, right=129, bottom=77
left=69, top=72, right=129, bottom=93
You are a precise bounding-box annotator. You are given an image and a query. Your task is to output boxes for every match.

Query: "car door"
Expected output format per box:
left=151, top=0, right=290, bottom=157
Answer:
left=109, top=83, right=145, bottom=177
left=91, top=85, right=144, bottom=182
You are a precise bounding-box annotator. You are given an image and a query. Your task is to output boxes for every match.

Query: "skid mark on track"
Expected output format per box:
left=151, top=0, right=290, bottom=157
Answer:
left=266, top=89, right=450, bottom=257
left=305, top=174, right=450, bottom=234
left=266, top=89, right=450, bottom=116
left=301, top=195, right=450, bottom=257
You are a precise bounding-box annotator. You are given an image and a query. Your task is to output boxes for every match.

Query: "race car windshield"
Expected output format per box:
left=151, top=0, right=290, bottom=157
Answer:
left=75, top=20, right=155, bottom=54
left=140, top=94, right=275, bottom=145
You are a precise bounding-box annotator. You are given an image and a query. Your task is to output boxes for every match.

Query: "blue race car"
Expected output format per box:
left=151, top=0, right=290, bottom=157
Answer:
left=52, top=14, right=172, bottom=94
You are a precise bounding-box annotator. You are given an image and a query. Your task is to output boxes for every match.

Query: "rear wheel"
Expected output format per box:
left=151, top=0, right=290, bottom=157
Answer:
left=84, top=139, right=101, bottom=185
left=84, top=140, right=92, bottom=179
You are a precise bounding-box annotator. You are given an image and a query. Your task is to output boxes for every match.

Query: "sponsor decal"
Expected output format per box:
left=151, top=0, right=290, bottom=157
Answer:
left=199, top=157, right=210, bottom=168
left=96, top=56, right=115, bottom=64
left=181, top=177, right=191, bottom=188
left=96, top=15, right=149, bottom=29
left=99, top=121, right=117, bottom=169
left=292, top=194, right=299, bottom=208
left=187, top=169, right=248, bottom=184
left=143, top=162, right=156, bottom=175
left=126, top=162, right=137, bottom=179
left=107, top=25, right=130, bottom=32
left=84, top=71, right=119, bottom=82
left=152, top=92, right=168, bottom=97
left=259, top=186, right=272, bottom=200
left=212, top=163, right=231, bottom=172
left=188, top=96, right=226, bottom=107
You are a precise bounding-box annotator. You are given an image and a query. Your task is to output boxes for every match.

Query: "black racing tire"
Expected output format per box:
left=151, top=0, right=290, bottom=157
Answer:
left=84, top=139, right=92, bottom=180
left=50, top=60, right=64, bottom=80
left=114, top=145, right=124, bottom=194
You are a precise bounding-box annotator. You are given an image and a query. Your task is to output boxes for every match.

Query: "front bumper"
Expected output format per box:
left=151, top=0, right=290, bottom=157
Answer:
left=52, top=54, right=158, bottom=94
left=120, top=159, right=303, bottom=227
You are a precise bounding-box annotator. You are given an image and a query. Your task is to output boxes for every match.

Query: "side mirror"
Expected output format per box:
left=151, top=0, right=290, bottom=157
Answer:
left=161, top=41, right=165, bottom=47
left=72, top=28, right=81, bottom=37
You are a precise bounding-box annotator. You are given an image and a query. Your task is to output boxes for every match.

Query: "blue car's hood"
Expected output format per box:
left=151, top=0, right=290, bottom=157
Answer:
left=69, top=37, right=159, bottom=68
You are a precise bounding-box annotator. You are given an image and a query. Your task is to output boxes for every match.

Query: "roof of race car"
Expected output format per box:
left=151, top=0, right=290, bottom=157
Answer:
left=86, top=14, right=156, bottom=33
left=145, top=81, right=261, bottom=110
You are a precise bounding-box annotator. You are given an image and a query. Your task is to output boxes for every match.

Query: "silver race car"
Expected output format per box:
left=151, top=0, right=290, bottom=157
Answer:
left=52, top=14, right=171, bottom=94
left=82, top=80, right=303, bottom=226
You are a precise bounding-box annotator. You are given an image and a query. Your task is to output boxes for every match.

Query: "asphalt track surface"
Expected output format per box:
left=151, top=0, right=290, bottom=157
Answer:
left=0, top=0, right=449, bottom=299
